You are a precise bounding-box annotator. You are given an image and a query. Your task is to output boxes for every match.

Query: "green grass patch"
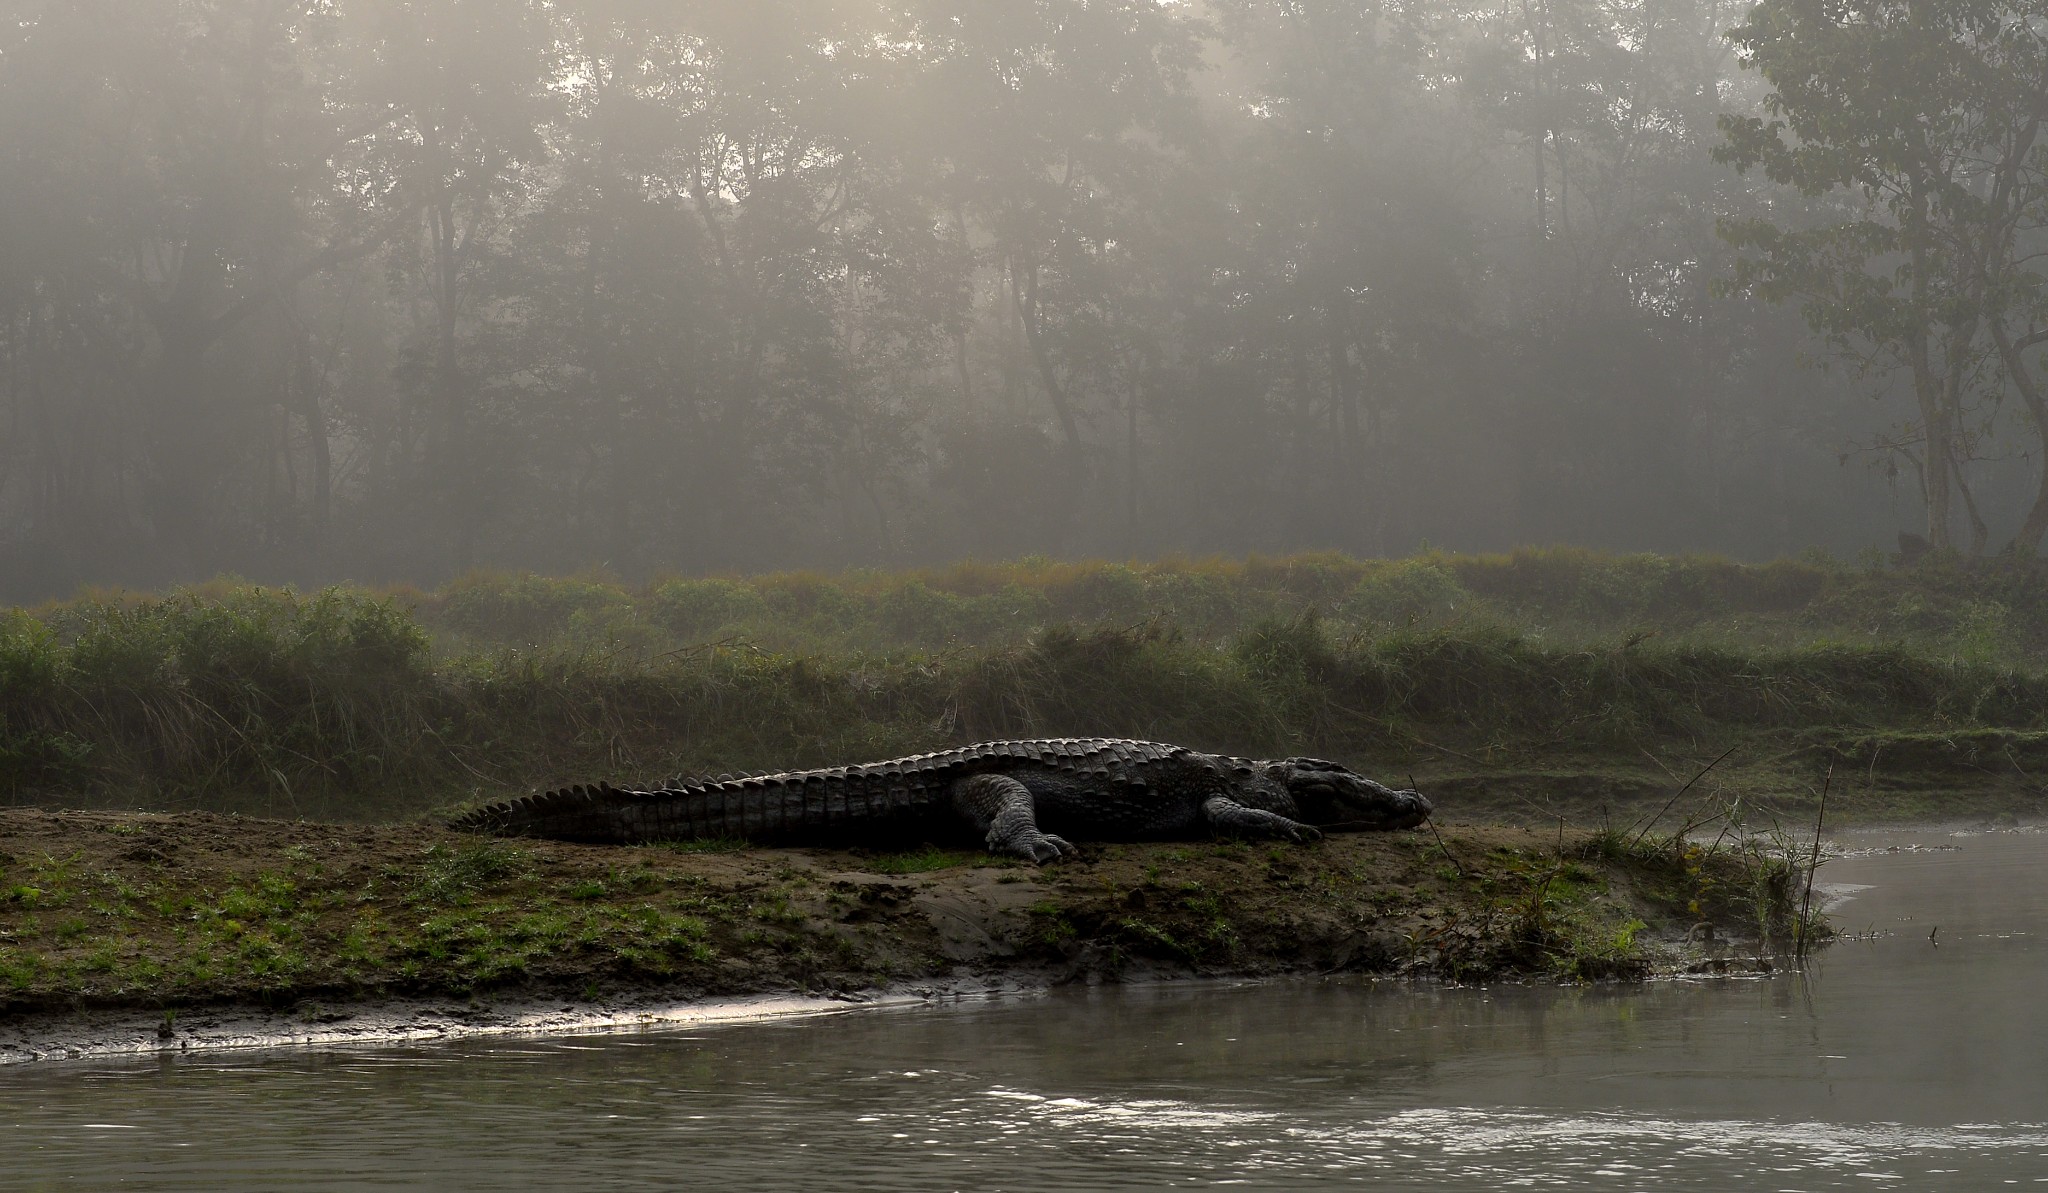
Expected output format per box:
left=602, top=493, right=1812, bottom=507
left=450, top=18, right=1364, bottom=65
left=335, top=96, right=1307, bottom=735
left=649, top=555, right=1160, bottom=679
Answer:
left=407, top=842, right=531, bottom=906
left=864, top=847, right=984, bottom=874
left=658, top=837, right=749, bottom=855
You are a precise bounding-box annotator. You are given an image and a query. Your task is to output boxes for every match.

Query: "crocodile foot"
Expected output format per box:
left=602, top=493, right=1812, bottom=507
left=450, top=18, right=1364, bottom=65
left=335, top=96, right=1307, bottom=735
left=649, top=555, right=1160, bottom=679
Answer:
left=991, top=829, right=1077, bottom=865
left=1271, top=819, right=1322, bottom=845
left=1203, top=796, right=1325, bottom=844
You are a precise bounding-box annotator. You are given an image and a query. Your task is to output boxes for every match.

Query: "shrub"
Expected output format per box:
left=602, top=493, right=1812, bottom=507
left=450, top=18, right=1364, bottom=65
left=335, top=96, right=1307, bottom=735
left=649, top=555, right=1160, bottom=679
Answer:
left=1047, top=564, right=1148, bottom=622
left=647, top=578, right=771, bottom=639
left=1143, top=569, right=1245, bottom=631
left=290, top=589, right=429, bottom=681
left=1342, top=561, right=1473, bottom=626
left=875, top=581, right=1049, bottom=643
left=62, top=603, right=175, bottom=690
left=755, top=573, right=863, bottom=621
left=166, top=593, right=298, bottom=695
left=440, top=573, right=632, bottom=643
left=0, top=610, right=63, bottom=697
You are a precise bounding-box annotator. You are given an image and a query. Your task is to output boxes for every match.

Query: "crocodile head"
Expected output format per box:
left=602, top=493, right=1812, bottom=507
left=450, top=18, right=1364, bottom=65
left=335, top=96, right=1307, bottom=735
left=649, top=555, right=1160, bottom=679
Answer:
left=1271, top=758, right=1433, bottom=830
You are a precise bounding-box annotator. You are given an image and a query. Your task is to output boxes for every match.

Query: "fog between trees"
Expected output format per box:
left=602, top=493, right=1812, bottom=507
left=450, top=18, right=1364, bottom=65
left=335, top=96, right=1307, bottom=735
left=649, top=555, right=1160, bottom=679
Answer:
left=5, top=0, right=2047, bottom=600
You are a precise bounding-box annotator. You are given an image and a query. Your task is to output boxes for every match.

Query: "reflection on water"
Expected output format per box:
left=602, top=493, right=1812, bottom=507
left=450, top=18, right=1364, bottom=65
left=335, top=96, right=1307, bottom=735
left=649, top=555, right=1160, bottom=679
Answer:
left=7, top=829, right=2048, bottom=1190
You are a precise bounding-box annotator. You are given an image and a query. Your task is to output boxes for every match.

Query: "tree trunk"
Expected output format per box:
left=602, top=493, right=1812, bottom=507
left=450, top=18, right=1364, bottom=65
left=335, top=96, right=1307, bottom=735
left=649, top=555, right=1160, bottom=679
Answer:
left=1991, top=322, right=2048, bottom=553
left=954, top=329, right=974, bottom=409
left=1009, top=259, right=1085, bottom=474
left=423, top=186, right=480, bottom=570
left=1328, top=318, right=1360, bottom=464
left=1902, top=185, right=1954, bottom=551
left=1124, top=356, right=1141, bottom=556
left=1915, top=375, right=1954, bottom=552
left=143, top=332, right=214, bottom=577
left=583, top=206, right=632, bottom=571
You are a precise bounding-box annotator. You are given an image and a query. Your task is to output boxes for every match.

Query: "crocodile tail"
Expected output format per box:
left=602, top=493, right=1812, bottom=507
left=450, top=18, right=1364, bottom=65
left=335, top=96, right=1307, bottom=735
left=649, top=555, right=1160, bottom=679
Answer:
left=451, top=783, right=638, bottom=843
left=452, top=773, right=946, bottom=844
left=619, top=774, right=944, bottom=840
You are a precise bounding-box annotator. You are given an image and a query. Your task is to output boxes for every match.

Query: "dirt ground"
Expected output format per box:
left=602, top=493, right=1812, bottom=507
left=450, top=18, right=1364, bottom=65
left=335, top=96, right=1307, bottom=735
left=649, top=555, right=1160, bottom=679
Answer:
left=0, top=808, right=1791, bottom=1060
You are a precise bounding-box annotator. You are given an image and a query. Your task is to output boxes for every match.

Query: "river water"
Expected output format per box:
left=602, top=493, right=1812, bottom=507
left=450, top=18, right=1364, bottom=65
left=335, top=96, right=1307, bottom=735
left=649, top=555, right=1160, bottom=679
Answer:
left=6, top=827, right=2046, bottom=1190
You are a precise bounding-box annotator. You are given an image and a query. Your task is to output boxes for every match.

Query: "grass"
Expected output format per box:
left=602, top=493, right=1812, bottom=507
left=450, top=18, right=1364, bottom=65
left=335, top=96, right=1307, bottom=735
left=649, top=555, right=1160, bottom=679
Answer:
left=409, top=842, right=533, bottom=906
left=0, top=806, right=1806, bottom=1015
left=4, top=548, right=2048, bottom=823
left=0, top=841, right=798, bottom=1008
left=864, top=847, right=986, bottom=874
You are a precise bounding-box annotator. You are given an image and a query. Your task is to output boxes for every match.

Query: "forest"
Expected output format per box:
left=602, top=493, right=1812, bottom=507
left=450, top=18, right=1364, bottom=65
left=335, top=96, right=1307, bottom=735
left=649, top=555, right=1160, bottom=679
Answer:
left=8, top=0, right=2048, bottom=600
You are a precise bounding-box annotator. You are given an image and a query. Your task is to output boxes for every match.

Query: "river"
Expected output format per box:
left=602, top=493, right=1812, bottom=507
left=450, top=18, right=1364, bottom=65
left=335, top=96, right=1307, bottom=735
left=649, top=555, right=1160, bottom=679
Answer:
left=6, top=827, right=2044, bottom=1190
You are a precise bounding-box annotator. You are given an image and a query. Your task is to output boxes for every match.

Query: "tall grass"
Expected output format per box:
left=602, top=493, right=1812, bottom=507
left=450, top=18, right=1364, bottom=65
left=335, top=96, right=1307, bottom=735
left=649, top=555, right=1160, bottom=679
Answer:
left=347, top=547, right=2048, bottom=662
left=6, top=549, right=2048, bottom=821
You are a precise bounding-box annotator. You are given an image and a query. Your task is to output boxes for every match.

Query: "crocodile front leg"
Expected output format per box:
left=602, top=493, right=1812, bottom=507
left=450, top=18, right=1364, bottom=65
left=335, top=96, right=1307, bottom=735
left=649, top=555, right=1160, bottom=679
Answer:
left=951, top=774, right=1077, bottom=864
left=1201, top=795, right=1322, bottom=844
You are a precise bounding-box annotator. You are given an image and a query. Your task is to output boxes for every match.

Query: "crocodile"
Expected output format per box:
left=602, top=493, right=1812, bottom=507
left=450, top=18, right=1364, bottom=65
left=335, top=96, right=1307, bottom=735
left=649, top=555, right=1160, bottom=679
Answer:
left=451, top=738, right=1433, bottom=863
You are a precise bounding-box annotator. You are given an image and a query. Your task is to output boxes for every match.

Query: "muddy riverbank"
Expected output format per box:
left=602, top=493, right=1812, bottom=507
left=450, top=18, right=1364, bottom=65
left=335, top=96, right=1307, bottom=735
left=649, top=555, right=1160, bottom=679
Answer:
left=0, top=808, right=1796, bottom=1061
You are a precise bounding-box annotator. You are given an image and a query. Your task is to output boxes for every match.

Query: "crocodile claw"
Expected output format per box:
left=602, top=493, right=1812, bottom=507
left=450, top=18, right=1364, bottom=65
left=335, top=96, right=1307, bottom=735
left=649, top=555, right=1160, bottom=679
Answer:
left=1000, top=831, right=1077, bottom=865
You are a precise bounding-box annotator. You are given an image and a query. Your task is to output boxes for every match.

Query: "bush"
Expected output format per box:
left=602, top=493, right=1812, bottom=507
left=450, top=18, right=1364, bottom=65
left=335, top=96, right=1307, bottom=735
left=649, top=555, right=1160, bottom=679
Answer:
left=1342, top=561, right=1473, bottom=626
left=1046, top=564, right=1148, bottom=622
left=10, top=551, right=2048, bottom=819
left=647, top=578, right=771, bottom=639
left=875, top=581, right=1049, bottom=644
left=1143, top=569, right=1245, bottom=631
left=290, top=590, right=430, bottom=680
left=440, top=574, right=632, bottom=643
left=0, top=717, right=91, bottom=792
left=755, top=574, right=863, bottom=621
left=0, top=610, right=63, bottom=697
left=62, top=602, right=175, bottom=690
left=166, top=593, right=298, bottom=695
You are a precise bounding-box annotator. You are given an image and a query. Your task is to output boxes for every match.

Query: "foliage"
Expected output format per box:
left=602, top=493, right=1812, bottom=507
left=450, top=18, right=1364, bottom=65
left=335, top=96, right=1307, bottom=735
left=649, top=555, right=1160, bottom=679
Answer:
left=647, top=579, right=773, bottom=640
left=3, top=552, right=2048, bottom=819
left=1342, top=561, right=1475, bottom=627
left=1717, top=0, right=2048, bottom=553
left=440, top=574, right=633, bottom=645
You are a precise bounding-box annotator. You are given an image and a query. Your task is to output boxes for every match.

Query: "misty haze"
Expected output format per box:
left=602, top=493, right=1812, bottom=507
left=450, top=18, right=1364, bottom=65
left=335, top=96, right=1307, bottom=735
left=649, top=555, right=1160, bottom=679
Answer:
left=5, top=2, right=2048, bottom=1189
left=6, top=0, right=2026, bottom=592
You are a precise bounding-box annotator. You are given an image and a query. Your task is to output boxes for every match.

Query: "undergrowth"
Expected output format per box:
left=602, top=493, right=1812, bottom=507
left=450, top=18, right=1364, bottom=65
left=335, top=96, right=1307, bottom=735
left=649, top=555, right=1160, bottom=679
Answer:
left=4, top=549, right=2047, bottom=820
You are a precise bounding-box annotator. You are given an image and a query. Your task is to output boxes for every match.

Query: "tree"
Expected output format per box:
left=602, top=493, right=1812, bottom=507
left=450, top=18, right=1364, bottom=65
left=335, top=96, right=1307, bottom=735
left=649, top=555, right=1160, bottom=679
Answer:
left=346, top=0, right=556, bottom=569
left=1717, top=0, right=2048, bottom=553
left=894, top=0, right=1203, bottom=546
left=1202, top=0, right=1480, bottom=552
left=0, top=0, right=409, bottom=579
left=0, top=0, right=1931, bottom=594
